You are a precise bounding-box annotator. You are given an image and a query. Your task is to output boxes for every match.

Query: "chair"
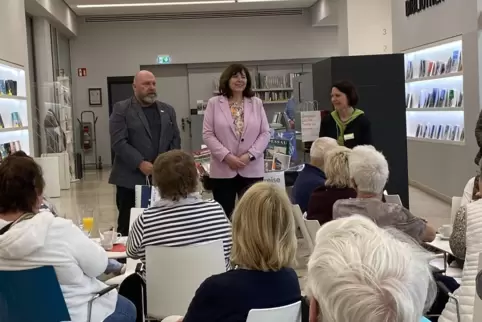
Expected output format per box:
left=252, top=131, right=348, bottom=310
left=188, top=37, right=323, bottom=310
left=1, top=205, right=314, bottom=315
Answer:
left=145, top=240, right=226, bottom=319
left=105, top=208, right=144, bottom=286
left=246, top=301, right=302, bottom=322
left=292, top=205, right=313, bottom=252
left=0, top=266, right=117, bottom=322
left=451, top=197, right=462, bottom=225
left=384, top=194, right=403, bottom=205
left=303, top=217, right=320, bottom=245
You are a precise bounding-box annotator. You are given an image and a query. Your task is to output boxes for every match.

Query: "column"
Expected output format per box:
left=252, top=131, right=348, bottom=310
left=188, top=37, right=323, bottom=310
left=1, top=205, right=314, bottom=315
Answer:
left=337, top=0, right=393, bottom=56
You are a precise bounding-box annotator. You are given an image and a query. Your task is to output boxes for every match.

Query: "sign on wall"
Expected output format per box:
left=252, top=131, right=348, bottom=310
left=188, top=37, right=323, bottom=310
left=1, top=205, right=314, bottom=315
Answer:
left=405, top=0, right=445, bottom=17
left=77, top=68, right=87, bottom=77
left=157, top=55, right=172, bottom=64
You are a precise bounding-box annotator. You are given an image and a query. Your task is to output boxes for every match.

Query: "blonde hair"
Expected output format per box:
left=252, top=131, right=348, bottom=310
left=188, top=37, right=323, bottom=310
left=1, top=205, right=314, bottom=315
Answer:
left=310, top=137, right=338, bottom=169
left=231, top=182, right=297, bottom=271
left=324, top=146, right=352, bottom=188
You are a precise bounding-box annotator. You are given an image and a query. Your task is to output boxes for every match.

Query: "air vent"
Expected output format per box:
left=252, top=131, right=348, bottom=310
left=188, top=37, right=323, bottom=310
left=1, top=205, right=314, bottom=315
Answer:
left=83, top=8, right=304, bottom=23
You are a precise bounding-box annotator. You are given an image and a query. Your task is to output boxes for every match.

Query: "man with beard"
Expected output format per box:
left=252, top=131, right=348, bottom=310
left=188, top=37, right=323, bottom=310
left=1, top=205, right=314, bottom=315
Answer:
left=109, top=70, right=181, bottom=236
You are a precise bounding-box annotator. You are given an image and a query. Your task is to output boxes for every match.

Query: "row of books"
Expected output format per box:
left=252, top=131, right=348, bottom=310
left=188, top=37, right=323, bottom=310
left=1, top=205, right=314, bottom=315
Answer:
left=413, top=124, right=464, bottom=141
left=213, top=72, right=301, bottom=92
left=406, top=89, right=463, bottom=109
left=406, top=50, right=462, bottom=80
left=0, top=141, right=22, bottom=160
left=256, top=91, right=291, bottom=102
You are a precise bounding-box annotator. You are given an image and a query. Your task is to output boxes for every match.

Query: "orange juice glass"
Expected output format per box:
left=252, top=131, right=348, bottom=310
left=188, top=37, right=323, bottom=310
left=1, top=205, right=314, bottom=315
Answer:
left=82, top=217, right=94, bottom=233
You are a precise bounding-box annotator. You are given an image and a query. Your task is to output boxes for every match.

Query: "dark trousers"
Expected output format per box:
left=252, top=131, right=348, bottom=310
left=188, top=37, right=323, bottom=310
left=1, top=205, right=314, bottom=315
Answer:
left=118, top=273, right=146, bottom=322
left=211, top=175, right=263, bottom=219
left=116, top=186, right=136, bottom=236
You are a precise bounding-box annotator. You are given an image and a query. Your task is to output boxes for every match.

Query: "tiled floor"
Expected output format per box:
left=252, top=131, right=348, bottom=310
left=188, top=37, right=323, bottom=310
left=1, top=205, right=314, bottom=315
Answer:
left=52, top=169, right=452, bottom=286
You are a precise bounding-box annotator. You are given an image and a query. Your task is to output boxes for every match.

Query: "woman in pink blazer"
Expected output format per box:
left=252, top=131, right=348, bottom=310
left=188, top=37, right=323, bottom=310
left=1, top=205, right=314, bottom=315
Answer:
left=203, top=64, right=270, bottom=218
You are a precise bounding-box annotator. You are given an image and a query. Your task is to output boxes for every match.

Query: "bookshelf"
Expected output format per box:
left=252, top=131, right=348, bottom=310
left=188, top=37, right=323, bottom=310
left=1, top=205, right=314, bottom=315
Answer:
left=0, top=59, right=30, bottom=156
left=405, top=37, right=464, bottom=145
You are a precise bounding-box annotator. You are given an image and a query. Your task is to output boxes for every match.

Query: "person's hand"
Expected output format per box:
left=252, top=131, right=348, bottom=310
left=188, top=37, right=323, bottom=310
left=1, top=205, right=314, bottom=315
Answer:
left=224, top=154, right=246, bottom=170
left=239, top=153, right=251, bottom=165
left=139, top=161, right=153, bottom=176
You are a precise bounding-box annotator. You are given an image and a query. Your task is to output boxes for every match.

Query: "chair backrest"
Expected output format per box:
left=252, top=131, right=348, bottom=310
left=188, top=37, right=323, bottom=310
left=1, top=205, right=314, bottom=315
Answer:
left=0, top=266, right=70, bottom=322
left=145, top=240, right=226, bottom=318
left=385, top=194, right=403, bottom=206
left=246, top=301, right=302, bottom=322
left=304, top=218, right=321, bottom=244
left=129, top=208, right=144, bottom=231
left=292, top=205, right=313, bottom=252
left=451, top=197, right=462, bottom=225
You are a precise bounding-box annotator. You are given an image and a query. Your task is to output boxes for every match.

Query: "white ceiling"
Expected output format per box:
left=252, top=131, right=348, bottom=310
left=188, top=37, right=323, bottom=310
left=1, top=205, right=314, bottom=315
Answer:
left=65, top=0, right=318, bottom=15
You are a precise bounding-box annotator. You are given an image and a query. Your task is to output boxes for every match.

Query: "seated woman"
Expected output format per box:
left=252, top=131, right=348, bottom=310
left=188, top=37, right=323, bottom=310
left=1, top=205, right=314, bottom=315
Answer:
left=306, top=215, right=436, bottom=322
left=333, top=145, right=436, bottom=243
left=167, top=181, right=302, bottom=322
left=307, top=146, right=356, bottom=225
left=291, top=137, right=338, bottom=213
left=124, top=150, right=232, bottom=320
left=0, top=156, right=136, bottom=322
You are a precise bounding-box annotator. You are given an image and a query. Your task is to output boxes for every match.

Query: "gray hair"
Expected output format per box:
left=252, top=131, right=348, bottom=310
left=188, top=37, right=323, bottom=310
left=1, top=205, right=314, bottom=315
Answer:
left=309, top=137, right=338, bottom=169
left=349, top=145, right=389, bottom=194
left=306, top=215, right=436, bottom=322
left=324, top=146, right=352, bottom=188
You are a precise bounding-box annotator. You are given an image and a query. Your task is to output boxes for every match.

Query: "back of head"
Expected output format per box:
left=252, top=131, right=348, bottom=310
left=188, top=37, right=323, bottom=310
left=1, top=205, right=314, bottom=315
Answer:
left=0, top=156, right=45, bottom=214
left=324, top=146, right=352, bottom=188
left=349, top=145, right=389, bottom=194
left=10, top=150, right=29, bottom=158
left=307, top=215, right=436, bottom=322
left=153, top=150, right=198, bottom=201
left=231, top=182, right=297, bottom=271
left=310, top=137, right=338, bottom=169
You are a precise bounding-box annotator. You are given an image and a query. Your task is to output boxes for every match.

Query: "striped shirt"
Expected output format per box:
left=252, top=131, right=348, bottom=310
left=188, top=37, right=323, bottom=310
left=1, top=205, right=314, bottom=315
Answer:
left=126, top=194, right=232, bottom=275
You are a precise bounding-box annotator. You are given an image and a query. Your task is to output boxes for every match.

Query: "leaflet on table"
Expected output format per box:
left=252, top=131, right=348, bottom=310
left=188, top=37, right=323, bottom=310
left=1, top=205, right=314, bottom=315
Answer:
left=192, top=148, right=211, bottom=176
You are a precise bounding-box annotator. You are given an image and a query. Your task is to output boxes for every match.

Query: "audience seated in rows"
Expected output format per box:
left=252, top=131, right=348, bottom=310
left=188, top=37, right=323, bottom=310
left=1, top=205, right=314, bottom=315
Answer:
left=165, top=181, right=303, bottom=322
left=292, top=137, right=338, bottom=213
left=306, top=215, right=435, bottom=322
left=0, top=156, right=136, bottom=322
left=333, top=145, right=436, bottom=243
left=307, top=146, right=356, bottom=225
left=122, top=150, right=232, bottom=321
left=443, top=164, right=482, bottom=321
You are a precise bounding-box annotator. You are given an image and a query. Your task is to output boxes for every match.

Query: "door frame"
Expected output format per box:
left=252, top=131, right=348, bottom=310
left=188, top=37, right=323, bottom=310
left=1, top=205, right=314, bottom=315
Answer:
left=107, top=76, right=134, bottom=162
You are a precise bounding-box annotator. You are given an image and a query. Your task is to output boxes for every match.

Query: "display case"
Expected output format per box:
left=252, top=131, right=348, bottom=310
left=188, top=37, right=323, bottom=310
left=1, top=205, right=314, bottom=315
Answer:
left=0, top=59, right=30, bottom=156
left=405, top=37, right=464, bottom=145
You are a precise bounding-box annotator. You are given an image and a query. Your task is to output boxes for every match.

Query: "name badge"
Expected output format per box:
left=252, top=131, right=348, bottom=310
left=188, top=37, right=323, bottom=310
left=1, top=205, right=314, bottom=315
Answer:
left=344, top=133, right=355, bottom=141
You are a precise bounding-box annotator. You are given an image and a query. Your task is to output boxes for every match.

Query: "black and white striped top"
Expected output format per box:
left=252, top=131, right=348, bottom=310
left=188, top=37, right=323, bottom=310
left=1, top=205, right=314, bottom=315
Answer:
left=127, top=196, right=232, bottom=273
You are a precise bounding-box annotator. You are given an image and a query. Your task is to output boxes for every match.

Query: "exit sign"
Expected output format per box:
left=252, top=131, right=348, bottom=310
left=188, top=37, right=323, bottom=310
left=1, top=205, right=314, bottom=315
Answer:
left=157, top=55, right=172, bottom=64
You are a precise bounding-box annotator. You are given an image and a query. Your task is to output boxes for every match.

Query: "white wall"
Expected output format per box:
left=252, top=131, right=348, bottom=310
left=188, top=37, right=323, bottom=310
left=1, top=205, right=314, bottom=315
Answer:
left=70, top=14, right=338, bottom=165
left=392, top=0, right=477, bottom=51
left=0, top=0, right=28, bottom=67
left=25, top=0, right=77, bottom=37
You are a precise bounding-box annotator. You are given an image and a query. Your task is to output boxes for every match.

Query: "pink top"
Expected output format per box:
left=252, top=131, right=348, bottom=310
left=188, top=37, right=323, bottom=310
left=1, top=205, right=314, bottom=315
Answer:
left=203, top=96, right=270, bottom=179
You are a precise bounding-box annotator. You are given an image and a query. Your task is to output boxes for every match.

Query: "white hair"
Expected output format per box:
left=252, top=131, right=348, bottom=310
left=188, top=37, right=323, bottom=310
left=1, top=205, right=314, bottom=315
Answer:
left=306, top=215, right=436, bottom=322
left=349, top=145, right=389, bottom=194
left=310, top=137, right=338, bottom=169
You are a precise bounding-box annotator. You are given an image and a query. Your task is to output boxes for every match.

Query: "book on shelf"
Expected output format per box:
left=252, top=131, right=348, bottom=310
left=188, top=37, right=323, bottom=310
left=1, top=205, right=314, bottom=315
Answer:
left=265, top=138, right=290, bottom=160
left=409, top=50, right=463, bottom=80
left=406, top=93, right=412, bottom=108
left=271, top=152, right=291, bottom=171
left=412, top=123, right=464, bottom=141
left=11, top=112, right=22, bottom=127
left=406, top=61, right=414, bottom=80
left=192, top=148, right=211, bottom=176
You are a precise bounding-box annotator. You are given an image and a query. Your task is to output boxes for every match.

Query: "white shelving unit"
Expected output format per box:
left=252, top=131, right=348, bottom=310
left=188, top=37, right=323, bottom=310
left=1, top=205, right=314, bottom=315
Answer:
left=404, top=37, right=464, bottom=145
left=0, top=59, right=30, bottom=156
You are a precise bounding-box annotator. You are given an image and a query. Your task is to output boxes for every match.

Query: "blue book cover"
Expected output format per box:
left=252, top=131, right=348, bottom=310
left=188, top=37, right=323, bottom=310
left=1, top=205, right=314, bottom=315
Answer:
left=140, top=185, right=152, bottom=208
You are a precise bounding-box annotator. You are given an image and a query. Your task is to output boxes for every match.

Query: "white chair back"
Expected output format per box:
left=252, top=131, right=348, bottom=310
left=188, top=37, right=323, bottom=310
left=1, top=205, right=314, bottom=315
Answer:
left=129, top=208, right=144, bottom=230
left=246, top=301, right=302, bottom=322
left=304, top=217, right=320, bottom=245
left=451, top=197, right=462, bottom=225
left=292, top=205, right=313, bottom=252
left=473, top=253, right=482, bottom=321
left=145, top=240, right=226, bottom=319
left=385, top=194, right=402, bottom=205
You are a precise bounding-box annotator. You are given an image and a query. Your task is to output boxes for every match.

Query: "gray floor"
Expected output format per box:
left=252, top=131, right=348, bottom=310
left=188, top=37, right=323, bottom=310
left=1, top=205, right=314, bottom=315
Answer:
left=51, top=169, right=451, bottom=285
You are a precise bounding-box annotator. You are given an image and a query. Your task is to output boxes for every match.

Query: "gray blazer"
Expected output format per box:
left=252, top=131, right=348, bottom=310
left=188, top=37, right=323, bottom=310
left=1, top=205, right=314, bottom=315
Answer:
left=108, top=97, right=181, bottom=189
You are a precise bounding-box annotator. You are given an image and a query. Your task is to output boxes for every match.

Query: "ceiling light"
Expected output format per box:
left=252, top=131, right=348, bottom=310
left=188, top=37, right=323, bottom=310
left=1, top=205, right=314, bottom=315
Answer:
left=77, top=1, right=235, bottom=8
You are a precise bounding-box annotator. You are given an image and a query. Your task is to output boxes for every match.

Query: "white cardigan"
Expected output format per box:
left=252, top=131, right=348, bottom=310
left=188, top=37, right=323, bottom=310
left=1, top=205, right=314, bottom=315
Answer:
left=0, top=212, right=117, bottom=322
left=439, top=200, right=482, bottom=322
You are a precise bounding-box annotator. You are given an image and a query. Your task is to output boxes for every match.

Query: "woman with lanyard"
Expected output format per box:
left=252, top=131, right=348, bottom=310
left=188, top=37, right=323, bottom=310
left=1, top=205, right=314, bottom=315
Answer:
left=319, top=80, right=372, bottom=148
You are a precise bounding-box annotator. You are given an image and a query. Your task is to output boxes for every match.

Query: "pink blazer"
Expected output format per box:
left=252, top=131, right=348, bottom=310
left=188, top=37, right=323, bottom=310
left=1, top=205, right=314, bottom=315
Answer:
left=203, top=95, right=270, bottom=179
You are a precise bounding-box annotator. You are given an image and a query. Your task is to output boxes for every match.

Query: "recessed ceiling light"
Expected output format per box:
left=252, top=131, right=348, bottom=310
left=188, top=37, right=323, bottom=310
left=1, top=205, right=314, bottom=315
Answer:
left=77, top=1, right=235, bottom=8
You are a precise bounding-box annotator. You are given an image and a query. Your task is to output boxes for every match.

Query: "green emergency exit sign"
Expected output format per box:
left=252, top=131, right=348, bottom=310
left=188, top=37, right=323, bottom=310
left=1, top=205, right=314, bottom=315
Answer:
left=157, top=55, right=172, bottom=64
